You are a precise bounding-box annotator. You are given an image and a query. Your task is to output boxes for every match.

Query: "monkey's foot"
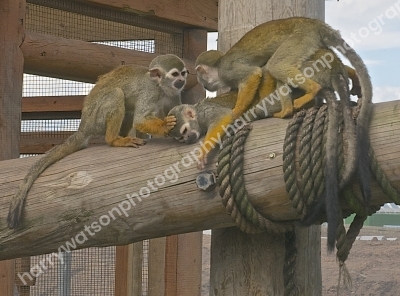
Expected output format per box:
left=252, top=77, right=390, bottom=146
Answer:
left=112, top=137, right=146, bottom=147
left=293, top=81, right=321, bottom=111
left=293, top=92, right=319, bottom=111
left=272, top=107, right=293, bottom=118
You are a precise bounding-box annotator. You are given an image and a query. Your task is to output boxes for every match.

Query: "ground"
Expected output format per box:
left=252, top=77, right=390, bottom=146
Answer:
left=201, top=226, right=400, bottom=295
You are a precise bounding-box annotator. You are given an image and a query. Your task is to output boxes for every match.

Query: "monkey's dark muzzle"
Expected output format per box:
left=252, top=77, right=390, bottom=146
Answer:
left=174, top=80, right=186, bottom=90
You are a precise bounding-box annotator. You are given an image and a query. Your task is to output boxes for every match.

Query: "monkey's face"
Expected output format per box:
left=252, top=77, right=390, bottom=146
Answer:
left=166, top=67, right=188, bottom=91
left=149, top=64, right=188, bottom=95
left=168, top=105, right=201, bottom=144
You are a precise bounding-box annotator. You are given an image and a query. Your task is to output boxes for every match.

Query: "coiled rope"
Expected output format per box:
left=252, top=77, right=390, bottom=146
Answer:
left=216, top=104, right=400, bottom=295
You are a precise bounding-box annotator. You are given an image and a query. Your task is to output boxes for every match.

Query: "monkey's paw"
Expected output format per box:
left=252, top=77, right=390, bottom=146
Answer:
left=126, top=137, right=146, bottom=148
left=112, top=137, right=146, bottom=147
left=164, top=115, right=177, bottom=130
left=272, top=108, right=293, bottom=119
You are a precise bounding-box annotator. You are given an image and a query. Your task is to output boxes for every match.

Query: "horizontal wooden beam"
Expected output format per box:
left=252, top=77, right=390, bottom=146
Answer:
left=26, top=0, right=182, bottom=41
left=21, top=32, right=198, bottom=88
left=22, top=111, right=82, bottom=121
left=22, top=96, right=85, bottom=112
left=74, top=0, right=218, bottom=31
left=0, top=100, right=398, bottom=260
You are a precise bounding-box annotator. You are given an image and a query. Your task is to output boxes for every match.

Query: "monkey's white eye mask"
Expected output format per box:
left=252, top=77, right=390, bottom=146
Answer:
left=176, top=123, right=200, bottom=144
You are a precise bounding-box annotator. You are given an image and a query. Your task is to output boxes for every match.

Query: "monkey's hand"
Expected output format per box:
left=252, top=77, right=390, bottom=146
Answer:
left=135, top=116, right=176, bottom=137
left=164, top=115, right=177, bottom=133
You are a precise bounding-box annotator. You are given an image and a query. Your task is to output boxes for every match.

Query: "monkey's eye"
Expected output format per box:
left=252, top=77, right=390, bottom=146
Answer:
left=171, top=71, right=179, bottom=77
left=181, top=70, right=188, bottom=76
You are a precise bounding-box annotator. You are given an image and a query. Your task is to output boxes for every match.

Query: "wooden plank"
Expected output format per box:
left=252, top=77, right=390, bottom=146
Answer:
left=0, top=100, right=398, bottom=260
left=114, top=242, right=144, bottom=296
left=22, top=111, right=82, bottom=121
left=211, top=0, right=325, bottom=295
left=177, top=233, right=203, bottom=296
left=25, top=2, right=172, bottom=42
left=164, top=235, right=178, bottom=296
left=0, top=0, right=24, bottom=159
left=0, top=260, right=15, bottom=296
left=22, top=96, right=85, bottom=112
left=75, top=0, right=218, bottom=31
left=115, top=245, right=132, bottom=296
left=181, top=29, right=207, bottom=105
left=148, top=237, right=166, bottom=296
left=21, top=32, right=198, bottom=88
left=0, top=0, right=25, bottom=294
left=131, top=242, right=144, bottom=296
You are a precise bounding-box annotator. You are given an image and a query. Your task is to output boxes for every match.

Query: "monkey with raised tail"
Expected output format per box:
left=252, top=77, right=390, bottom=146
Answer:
left=170, top=48, right=358, bottom=251
left=7, top=54, right=187, bottom=229
left=195, top=16, right=373, bottom=209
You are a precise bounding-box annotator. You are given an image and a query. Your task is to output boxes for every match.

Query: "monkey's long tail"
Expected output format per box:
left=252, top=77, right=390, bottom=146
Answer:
left=7, top=131, right=88, bottom=229
left=324, top=89, right=340, bottom=251
left=322, top=28, right=373, bottom=205
left=334, top=74, right=357, bottom=189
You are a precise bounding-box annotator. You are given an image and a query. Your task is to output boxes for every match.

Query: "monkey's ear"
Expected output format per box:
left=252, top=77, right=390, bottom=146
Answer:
left=195, top=65, right=208, bottom=75
left=149, top=67, right=164, bottom=82
left=183, top=106, right=197, bottom=119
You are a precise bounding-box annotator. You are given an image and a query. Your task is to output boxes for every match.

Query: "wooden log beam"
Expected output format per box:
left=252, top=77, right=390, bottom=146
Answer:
left=21, top=32, right=198, bottom=89
left=0, top=100, right=398, bottom=260
left=74, top=0, right=218, bottom=31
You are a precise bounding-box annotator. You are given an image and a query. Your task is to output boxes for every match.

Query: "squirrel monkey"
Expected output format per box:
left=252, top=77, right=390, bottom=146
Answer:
left=170, top=49, right=359, bottom=251
left=195, top=16, right=372, bottom=207
left=7, top=54, right=187, bottom=229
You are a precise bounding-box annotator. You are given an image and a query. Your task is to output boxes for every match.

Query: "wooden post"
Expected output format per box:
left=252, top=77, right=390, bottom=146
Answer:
left=181, top=29, right=208, bottom=104
left=115, top=243, right=143, bottom=296
left=210, top=0, right=325, bottom=295
left=0, top=0, right=25, bottom=294
left=148, top=237, right=167, bottom=296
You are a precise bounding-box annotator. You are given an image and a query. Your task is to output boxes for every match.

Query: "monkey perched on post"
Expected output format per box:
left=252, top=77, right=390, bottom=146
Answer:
left=7, top=54, right=187, bottom=229
left=195, top=16, right=373, bottom=211
left=170, top=48, right=359, bottom=250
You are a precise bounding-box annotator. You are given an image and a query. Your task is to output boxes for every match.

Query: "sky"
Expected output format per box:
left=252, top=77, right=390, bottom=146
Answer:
left=206, top=0, right=400, bottom=103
